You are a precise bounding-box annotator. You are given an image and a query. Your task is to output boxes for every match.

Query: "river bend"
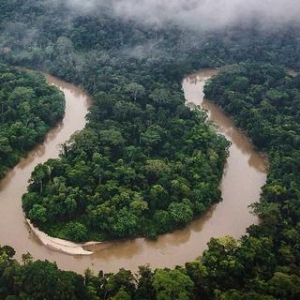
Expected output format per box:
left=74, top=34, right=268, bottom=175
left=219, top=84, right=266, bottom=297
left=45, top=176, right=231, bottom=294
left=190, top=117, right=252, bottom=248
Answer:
left=0, top=70, right=267, bottom=273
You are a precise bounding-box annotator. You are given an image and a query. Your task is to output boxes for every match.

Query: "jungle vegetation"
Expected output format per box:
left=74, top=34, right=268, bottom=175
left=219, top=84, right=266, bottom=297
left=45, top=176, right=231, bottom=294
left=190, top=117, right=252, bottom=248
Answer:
left=0, top=0, right=300, bottom=299
left=0, top=64, right=64, bottom=178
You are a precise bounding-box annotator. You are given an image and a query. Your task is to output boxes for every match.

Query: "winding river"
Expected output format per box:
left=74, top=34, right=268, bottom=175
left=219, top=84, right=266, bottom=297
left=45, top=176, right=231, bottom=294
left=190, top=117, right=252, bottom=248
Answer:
left=0, top=70, right=267, bottom=274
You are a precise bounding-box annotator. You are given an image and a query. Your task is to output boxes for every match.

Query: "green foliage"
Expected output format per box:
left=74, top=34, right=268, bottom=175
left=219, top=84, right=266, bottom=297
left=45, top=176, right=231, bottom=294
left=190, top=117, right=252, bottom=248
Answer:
left=63, top=222, right=88, bottom=243
left=0, top=245, right=87, bottom=299
left=152, top=269, right=195, bottom=300
left=2, top=1, right=300, bottom=299
left=28, top=204, right=47, bottom=224
left=19, top=11, right=230, bottom=241
left=0, top=64, right=64, bottom=178
left=203, top=63, right=300, bottom=298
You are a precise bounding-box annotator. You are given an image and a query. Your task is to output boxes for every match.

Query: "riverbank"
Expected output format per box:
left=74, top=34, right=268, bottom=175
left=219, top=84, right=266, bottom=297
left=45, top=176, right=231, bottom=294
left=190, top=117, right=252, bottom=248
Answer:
left=26, top=219, right=102, bottom=255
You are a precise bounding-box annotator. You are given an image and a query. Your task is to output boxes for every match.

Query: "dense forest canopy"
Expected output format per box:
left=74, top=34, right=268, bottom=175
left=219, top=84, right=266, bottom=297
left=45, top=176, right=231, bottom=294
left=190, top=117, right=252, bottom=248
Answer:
left=2, top=0, right=231, bottom=242
left=1, top=0, right=300, bottom=299
left=22, top=94, right=229, bottom=241
left=0, top=64, right=64, bottom=178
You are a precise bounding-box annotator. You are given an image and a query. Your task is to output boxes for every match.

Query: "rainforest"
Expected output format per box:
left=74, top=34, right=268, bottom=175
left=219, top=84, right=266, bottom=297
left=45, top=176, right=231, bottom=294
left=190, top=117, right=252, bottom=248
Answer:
left=1, top=0, right=300, bottom=299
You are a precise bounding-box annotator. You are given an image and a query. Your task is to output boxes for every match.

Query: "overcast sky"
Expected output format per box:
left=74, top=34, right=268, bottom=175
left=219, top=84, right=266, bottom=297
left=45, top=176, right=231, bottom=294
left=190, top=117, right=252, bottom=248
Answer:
left=63, top=0, right=300, bottom=29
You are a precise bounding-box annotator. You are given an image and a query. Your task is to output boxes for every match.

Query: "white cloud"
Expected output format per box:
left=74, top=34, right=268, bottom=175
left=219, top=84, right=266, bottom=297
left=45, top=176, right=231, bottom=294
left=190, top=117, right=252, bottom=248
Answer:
left=60, top=0, right=300, bottom=29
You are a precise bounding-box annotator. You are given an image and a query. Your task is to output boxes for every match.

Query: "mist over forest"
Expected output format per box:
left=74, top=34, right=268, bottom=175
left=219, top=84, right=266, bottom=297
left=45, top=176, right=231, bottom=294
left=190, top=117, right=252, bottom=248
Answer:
left=1, top=0, right=299, bottom=68
left=1, top=0, right=300, bottom=299
left=61, top=0, right=300, bottom=29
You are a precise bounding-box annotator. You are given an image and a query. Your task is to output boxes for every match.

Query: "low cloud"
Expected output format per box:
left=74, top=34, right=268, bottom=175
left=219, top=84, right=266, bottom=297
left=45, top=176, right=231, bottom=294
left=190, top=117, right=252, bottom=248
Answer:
left=63, top=0, right=300, bottom=29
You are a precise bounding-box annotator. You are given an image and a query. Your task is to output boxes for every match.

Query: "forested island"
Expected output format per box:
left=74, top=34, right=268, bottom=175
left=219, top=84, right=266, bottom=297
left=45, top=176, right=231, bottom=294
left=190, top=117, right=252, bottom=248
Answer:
left=1, top=0, right=300, bottom=299
left=22, top=70, right=229, bottom=241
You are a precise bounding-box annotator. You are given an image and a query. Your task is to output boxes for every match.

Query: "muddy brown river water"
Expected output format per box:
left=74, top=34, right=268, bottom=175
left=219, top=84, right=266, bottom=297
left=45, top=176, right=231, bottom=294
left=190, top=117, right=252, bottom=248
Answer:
left=0, top=70, right=267, bottom=274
